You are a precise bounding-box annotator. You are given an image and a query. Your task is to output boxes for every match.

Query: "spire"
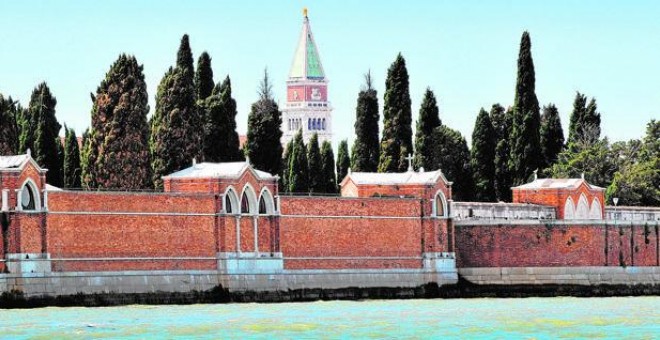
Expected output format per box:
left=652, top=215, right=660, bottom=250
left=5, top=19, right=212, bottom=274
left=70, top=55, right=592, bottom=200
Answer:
left=289, top=9, right=325, bottom=80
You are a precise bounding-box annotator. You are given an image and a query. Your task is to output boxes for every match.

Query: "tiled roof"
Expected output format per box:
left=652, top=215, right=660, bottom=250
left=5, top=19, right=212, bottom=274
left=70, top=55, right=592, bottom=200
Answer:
left=162, top=162, right=275, bottom=180
left=342, top=169, right=449, bottom=186
left=513, top=178, right=604, bottom=190
left=0, top=154, right=30, bottom=169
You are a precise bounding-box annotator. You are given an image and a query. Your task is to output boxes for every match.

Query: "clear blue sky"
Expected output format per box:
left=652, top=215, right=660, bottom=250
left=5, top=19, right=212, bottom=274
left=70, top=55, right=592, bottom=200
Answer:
left=1, top=1, right=658, bottom=147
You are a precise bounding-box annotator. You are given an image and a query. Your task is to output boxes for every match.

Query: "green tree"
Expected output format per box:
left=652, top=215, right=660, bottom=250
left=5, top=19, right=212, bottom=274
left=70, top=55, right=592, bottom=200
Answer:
left=539, top=104, right=565, bottom=172
left=63, top=126, right=81, bottom=188
left=287, top=129, right=308, bottom=193
left=320, top=140, right=337, bottom=193
left=281, top=139, right=294, bottom=192
left=0, top=94, right=19, bottom=155
left=509, top=31, right=541, bottom=185
left=491, top=104, right=513, bottom=201
left=351, top=71, right=380, bottom=172
left=26, top=83, right=63, bottom=186
left=194, top=51, right=214, bottom=101
left=177, top=34, right=194, bottom=80
left=551, top=138, right=617, bottom=188
left=246, top=69, right=283, bottom=176
left=432, top=125, right=474, bottom=201
left=336, top=140, right=350, bottom=184
left=414, top=88, right=441, bottom=170
left=307, top=133, right=322, bottom=193
left=470, top=108, right=496, bottom=201
left=378, top=53, right=413, bottom=173
left=567, top=92, right=601, bottom=149
left=84, top=55, right=152, bottom=189
left=202, top=76, right=241, bottom=162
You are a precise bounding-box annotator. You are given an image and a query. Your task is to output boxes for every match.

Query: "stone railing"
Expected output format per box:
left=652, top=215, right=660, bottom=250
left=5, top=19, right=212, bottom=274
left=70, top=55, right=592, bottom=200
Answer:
left=605, top=206, right=660, bottom=222
left=450, top=201, right=556, bottom=220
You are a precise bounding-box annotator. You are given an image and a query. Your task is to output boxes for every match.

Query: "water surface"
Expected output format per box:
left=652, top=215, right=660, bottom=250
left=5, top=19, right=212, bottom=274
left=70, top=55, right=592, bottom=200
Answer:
left=0, top=297, right=658, bottom=339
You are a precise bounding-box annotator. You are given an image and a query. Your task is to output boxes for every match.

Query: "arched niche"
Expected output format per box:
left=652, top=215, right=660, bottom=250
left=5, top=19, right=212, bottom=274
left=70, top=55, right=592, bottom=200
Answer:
left=564, top=197, right=575, bottom=220
left=18, top=179, right=41, bottom=211
left=258, top=188, right=276, bottom=215
left=240, top=184, right=258, bottom=215
left=576, top=194, right=589, bottom=219
left=223, top=186, right=239, bottom=214
left=589, top=198, right=602, bottom=220
left=434, top=190, right=448, bottom=217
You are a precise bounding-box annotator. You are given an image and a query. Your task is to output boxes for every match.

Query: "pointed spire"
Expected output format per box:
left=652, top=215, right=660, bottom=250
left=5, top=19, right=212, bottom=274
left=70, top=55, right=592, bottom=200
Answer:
left=289, top=9, right=325, bottom=80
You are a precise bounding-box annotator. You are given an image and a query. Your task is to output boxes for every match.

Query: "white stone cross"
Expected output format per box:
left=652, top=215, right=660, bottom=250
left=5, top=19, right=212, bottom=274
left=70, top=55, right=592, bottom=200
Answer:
left=405, top=154, right=414, bottom=172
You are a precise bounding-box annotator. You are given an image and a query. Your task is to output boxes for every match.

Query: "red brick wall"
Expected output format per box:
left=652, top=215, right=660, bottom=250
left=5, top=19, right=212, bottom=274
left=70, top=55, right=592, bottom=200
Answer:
left=513, top=182, right=606, bottom=219
left=455, top=222, right=660, bottom=268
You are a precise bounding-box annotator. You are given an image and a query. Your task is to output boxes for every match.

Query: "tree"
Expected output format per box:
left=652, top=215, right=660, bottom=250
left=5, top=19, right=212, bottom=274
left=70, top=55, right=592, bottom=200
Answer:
left=491, top=104, right=513, bottom=201
left=378, top=53, right=413, bottom=173
left=336, top=140, right=350, bottom=184
left=307, top=133, right=322, bottom=193
left=432, top=125, right=473, bottom=201
left=82, top=55, right=152, bottom=189
left=567, top=92, right=601, bottom=149
left=63, top=126, right=81, bottom=188
left=26, top=83, right=63, bottom=187
left=509, top=31, right=541, bottom=185
left=470, top=108, right=496, bottom=202
left=246, top=69, right=283, bottom=176
left=150, top=36, right=203, bottom=189
left=281, top=139, right=294, bottom=192
left=539, top=104, right=565, bottom=172
left=551, top=138, right=617, bottom=188
left=287, top=129, right=308, bottom=193
left=194, top=51, right=214, bottom=101
left=320, top=140, right=337, bottom=193
left=202, top=76, right=241, bottom=162
left=414, top=88, right=441, bottom=170
left=0, top=94, right=19, bottom=155
left=351, top=71, right=380, bottom=172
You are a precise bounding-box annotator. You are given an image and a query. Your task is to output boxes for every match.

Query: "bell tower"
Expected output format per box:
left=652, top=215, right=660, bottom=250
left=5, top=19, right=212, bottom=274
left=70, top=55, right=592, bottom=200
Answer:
left=282, top=8, right=333, bottom=146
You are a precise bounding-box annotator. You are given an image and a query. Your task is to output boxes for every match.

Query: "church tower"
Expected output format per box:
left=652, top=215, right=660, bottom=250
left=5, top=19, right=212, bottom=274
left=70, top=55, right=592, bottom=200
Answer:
left=282, top=8, right=333, bottom=146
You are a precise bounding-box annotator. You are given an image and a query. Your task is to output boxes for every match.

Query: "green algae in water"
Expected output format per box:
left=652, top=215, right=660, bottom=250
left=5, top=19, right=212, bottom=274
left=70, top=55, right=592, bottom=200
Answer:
left=0, top=297, right=658, bottom=339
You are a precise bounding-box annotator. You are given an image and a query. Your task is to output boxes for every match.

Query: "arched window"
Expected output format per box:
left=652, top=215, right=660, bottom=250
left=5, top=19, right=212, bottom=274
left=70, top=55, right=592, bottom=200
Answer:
left=308, top=118, right=311, bottom=130
left=576, top=194, right=589, bottom=219
left=225, top=195, right=233, bottom=214
left=322, top=118, right=326, bottom=130
left=258, top=188, right=275, bottom=215
left=241, top=193, right=250, bottom=214
left=223, top=187, right=239, bottom=214
left=240, top=185, right=258, bottom=215
left=589, top=198, right=602, bottom=219
left=434, top=191, right=447, bottom=217
left=259, top=196, right=267, bottom=214
left=564, top=197, right=575, bottom=220
left=21, top=184, right=36, bottom=211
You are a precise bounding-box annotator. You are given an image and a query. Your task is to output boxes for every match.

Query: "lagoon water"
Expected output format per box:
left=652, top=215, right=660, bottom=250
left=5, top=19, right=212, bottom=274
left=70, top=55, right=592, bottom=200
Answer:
left=0, top=297, right=658, bottom=339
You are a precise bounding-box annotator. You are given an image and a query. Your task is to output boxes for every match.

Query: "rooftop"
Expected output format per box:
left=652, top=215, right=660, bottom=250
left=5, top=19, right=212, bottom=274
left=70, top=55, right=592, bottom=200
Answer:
left=513, top=178, right=604, bottom=191
left=0, top=154, right=30, bottom=169
left=163, top=161, right=276, bottom=181
left=342, top=169, right=450, bottom=186
left=288, top=10, right=325, bottom=80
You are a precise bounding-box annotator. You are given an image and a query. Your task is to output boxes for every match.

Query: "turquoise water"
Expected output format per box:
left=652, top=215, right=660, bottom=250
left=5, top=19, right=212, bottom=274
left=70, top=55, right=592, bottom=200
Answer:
left=0, top=297, right=658, bottom=339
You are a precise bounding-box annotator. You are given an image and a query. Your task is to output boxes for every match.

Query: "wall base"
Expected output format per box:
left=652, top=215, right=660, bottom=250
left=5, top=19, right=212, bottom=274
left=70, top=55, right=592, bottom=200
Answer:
left=459, top=266, right=660, bottom=285
left=5, top=253, right=51, bottom=274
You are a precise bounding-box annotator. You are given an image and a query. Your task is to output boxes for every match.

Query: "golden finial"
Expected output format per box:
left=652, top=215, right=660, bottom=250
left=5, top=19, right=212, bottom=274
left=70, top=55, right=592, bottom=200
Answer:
left=303, top=7, right=308, bottom=17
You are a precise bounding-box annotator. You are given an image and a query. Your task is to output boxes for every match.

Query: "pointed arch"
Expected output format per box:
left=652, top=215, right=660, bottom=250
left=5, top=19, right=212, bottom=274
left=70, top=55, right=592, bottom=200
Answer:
left=564, top=197, right=575, bottom=220
left=576, top=194, right=589, bottom=219
left=240, top=184, right=258, bottom=215
left=258, top=187, right=276, bottom=215
left=589, top=198, right=602, bottom=220
left=223, top=186, right=239, bottom=214
left=18, top=178, right=41, bottom=211
left=433, top=190, right=448, bottom=217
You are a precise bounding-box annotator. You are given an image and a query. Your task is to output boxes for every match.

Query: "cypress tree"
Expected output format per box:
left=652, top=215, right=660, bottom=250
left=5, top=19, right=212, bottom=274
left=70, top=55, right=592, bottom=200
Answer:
left=336, top=140, right=350, bottom=184
left=351, top=71, right=380, bottom=172
left=203, top=76, right=241, bottom=162
left=320, top=140, right=337, bottom=193
left=307, top=133, right=322, bottom=193
left=177, top=34, right=194, bottom=80
left=378, top=53, right=413, bottom=173
left=539, top=104, right=565, bottom=171
left=194, top=51, right=214, bottom=101
left=246, top=69, right=283, bottom=176
left=414, top=88, right=441, bottom=170
left=491, top=105, right=513, bottom=201
left=470, top=108, right=496, bottom=202
left=509, top=31, right=541, bottom=185
left=288, top=129, right=308, bottom=193
left=84, top=55, right=152, bottom=189
left=63, top=126, right=81, bottom=188
left=26, top=83, right=63, bottom=187
left=0, top=94, right=19, bottom=155
left=432, top=125, right=474, bottom=201
left=281, top=139, right=294, bottom=192
left=568, top=92, right=601, bottom=148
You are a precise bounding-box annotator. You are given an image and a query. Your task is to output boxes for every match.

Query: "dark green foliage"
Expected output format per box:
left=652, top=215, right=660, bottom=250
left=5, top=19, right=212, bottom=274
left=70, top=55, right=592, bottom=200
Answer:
left=414, top=88, right=441, bottom=170
left=491, top=104, right=513, bottom=201
left=336, top=140, right=350, bottom=184
left=320, top=140, right=337, bottom=193
left=568, top=92, right=601, bottom=149
left=551, top=138, right=617, bottom=188
left=63, top=126, right=81, bottom=188
left=287, top=129, right=308, bottom=193
left=26, top=83, right=63, bottom=187
left=539, top=104, right=565, bottom=172
left=351, top=71, right=380, bottom=172
left=0, top=94, right=19, bottom=155
left=432, top=125, right=474, bottom=201
left=281, top=139, right=294, bottom=192
left=509, top=31, right=541, bottom=185
left=84, top=55, right=152, bottom=190
left=470, top=108, right=496, bottom=202
left=307, top=133, right=322, bottom=193
left=177, top=34, right=194, bottom=81
left=202, top=76, right=241, bottom=162
left=379, top=53, right=413, bottom=173
left=194, top=51, right=214, bottom=101
left=246, top=70, right=283, bottom=176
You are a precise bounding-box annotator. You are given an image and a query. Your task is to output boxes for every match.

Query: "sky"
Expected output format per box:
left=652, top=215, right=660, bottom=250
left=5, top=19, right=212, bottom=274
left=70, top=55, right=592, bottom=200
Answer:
left=0, top=1, right=658, bottom=148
